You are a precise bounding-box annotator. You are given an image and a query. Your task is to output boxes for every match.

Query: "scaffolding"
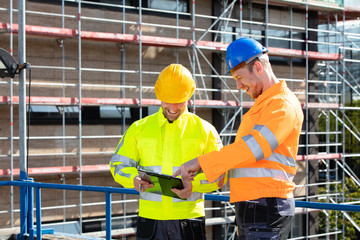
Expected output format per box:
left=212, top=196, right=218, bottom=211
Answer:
left=0, top=0, right=359, bottom=239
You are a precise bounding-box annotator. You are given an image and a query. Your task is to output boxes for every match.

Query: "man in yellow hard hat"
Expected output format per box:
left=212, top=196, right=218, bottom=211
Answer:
left=109, top=64, right=226, bottom=240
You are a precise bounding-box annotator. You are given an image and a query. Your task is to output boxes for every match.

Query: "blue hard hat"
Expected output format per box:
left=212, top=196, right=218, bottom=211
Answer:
left=226, top=37, right=268, bottom=73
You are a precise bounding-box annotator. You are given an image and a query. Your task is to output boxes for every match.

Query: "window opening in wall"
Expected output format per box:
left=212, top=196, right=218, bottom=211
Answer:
left=120, top=0, right=190, bottom=17
left=267, top=29, right=305, bottom=51
left=28, top=105, right=147, bottom=125
left=29, top=0, right=189, bottom=17
left=147, top=0, right=187, bottom=12
left=27, top=105, right=198, bottom=125
left=28, top=105, right=79, bottom=125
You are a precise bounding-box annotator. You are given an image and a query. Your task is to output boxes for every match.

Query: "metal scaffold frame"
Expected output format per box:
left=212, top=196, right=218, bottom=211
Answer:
left=0, top=0, right=359, bottom=239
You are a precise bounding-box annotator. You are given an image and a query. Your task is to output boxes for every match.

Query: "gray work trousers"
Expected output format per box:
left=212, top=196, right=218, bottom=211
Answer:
left=235, top=197, right=294, bottom=240
left=136, top=216, right=206, bottom=240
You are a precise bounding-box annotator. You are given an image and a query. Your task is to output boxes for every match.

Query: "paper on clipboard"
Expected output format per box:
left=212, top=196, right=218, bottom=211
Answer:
left=138, top=169, right=185, bottom=199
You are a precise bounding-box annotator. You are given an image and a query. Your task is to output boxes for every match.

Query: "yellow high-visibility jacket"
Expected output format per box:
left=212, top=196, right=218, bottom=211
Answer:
left=199, top=80, right=304, bottom=203
left=110, top=107, right=225, bottom=220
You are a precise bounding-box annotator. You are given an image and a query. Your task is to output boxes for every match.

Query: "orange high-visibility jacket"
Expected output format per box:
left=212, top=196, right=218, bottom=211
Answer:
left=199, top=80, right=304, bottom=203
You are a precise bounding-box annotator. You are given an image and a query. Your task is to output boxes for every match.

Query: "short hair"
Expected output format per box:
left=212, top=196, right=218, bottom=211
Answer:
left=247, top=54, right=269, bottom=73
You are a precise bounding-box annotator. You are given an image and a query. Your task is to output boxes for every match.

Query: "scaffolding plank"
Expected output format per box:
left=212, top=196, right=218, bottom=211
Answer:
left=18, top=96, right=77, bottom=105
left=81, top=30, right=138, bottom=43
left=268, top=47, right=342, bottom=61
left=0, top=96, right=9, bottom=103
left=3, top=23, right=76, bottom=38
left=190, top=99, right=254, bottom=108
left=304, top=102, right=342, bottom=109
left=0, top=22, right=342, bottom=61
left=80, top=98, right=140, bottom=106
left=0, top=166, right=78, bottom=176
left=344, top=6, right=360, bottom=20
left=0, top=164, right=109, bottom=177
left=82, top=164, right=110, bottom=172
left=296, top=153, right=342, bottom=161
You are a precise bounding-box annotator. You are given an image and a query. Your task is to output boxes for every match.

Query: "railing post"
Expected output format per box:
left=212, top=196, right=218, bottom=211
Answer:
left=106, top=192, right=112, bottom=240
left=27, top=178, right=34, bottom=240
left=17, top=0, right=28, bottom=238
left=18, top=181, right=28, bottom=240
left=36, top=187, right=42, bottom=240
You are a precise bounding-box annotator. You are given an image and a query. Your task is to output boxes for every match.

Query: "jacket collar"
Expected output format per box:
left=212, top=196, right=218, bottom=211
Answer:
left=254, top=80, right=287, bottom=105
left=157, top=107, right=189, bottom=127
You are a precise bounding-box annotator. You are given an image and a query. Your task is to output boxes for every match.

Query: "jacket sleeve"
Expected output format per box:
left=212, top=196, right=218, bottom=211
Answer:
left=199, top=98, right=300, bottom=183
left=192, top=122, right=228, bottom=193
left=109, top=123, right=140, bottom=188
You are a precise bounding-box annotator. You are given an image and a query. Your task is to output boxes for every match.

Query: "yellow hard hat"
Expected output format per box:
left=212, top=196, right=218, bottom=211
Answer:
left=155, top=64, right=196, bottom=103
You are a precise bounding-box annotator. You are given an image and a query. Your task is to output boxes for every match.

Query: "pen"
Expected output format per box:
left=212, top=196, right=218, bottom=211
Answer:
left=139, top=184, right=141, bottom=192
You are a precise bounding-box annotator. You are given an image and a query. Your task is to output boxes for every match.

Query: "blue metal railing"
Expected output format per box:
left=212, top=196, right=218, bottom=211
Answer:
left=1, top=179, right=360, bottom=240
left=0, top=180, right=139, bottom=240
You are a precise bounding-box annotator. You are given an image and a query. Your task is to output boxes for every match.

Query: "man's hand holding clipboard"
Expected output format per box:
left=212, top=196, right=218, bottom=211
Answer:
left=134, top=174, right=154, bottom=193
left=137, top=169, right=188, bottom=200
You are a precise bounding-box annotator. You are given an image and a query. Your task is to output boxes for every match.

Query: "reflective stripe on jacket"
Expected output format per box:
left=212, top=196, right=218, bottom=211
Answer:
left=109, top=107, right=225, bottom=220
left=199, top=80, right=303, bottom=203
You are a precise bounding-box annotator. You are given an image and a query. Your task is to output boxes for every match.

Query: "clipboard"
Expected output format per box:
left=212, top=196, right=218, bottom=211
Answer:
left=138, top=169, right=185, bottom=199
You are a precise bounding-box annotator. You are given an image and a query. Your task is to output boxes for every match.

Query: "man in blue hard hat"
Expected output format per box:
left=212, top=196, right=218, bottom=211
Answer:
left=173, top=37, right=304, bottom=240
